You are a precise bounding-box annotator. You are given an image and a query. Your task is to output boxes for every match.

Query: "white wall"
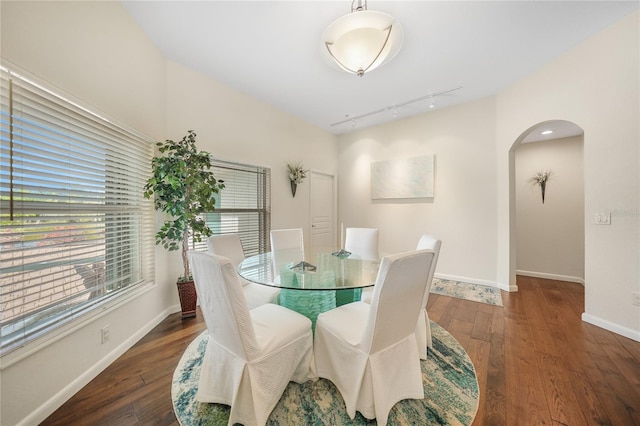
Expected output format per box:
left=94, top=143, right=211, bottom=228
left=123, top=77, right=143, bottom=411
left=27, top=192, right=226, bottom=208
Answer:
left=164, top=61, right=337, bottom=252
left=515, top=136, right=585, bottom=283
left=0, top=1, right=166, bottom=139
left=337, top=97, right=498, bottom=286
left=496, top=11, right=639, bottom=339
left=0, top=2, right=337, bottom=425
left=1, top=2, right=169, bottom=425
left=338, top=11, right=639, bottom=341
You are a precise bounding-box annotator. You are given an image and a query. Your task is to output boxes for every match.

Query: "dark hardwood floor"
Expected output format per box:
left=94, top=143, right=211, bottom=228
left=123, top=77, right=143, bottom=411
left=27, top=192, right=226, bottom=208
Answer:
left=42, top=275, right=640, bottom=425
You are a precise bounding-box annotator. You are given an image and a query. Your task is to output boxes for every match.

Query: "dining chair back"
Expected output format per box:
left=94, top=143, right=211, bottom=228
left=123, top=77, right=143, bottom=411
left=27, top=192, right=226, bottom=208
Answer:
left=270, top=228, right=304, bottom=278
left=314, top=249, right=434, bottom=425
left=207, top=233, right=246, bottom=269
left=347, top=226, right=379, bottom=305
left=415, top=234, right=442, bottom=359
left=188, top=251, right=314, bottom=426
left=344, top=227, right=379, bottom=260
left=207, top=233, right=280, bottom=309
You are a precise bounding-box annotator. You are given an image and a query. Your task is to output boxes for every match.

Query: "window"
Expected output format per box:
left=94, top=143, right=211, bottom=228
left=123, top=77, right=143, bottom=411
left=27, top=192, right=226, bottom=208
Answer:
left=190, top=160, right=271, bottom=257
left=0, top=65, right=155, bottom=354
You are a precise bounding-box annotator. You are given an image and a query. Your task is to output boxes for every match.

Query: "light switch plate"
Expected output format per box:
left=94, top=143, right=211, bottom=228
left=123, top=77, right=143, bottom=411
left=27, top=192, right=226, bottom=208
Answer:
left=595, top=212, right=611, bottom=225
left=101, top=325, right=110, bottom=344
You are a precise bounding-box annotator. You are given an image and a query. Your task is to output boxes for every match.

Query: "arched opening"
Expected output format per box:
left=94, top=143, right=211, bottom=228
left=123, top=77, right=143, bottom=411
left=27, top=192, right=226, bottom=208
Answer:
left=509, top=120, right=585, bottom=291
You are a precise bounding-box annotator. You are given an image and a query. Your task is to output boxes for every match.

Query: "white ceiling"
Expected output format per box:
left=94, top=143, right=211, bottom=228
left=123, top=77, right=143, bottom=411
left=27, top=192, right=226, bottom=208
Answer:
left=121, top=1, right=638, bottom=135
left=521, top=120, right=584, bottom=143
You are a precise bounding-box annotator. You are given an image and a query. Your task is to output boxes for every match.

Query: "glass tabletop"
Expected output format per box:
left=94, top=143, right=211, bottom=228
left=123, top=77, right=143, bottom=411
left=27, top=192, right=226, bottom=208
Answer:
left=238, top=249, right=380, bottom=291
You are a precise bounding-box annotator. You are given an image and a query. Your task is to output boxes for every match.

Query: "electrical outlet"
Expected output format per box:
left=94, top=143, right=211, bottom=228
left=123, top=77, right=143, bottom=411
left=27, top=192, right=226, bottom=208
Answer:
left=633, top=292, right=640, bottom=307
left=101, top=325, right=110, bottom=344
left=594, top=212, right=611, bottom=225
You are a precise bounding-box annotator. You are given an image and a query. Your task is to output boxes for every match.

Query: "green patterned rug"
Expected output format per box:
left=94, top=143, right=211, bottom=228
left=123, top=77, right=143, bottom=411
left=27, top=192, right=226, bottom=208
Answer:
left=431, top=279, right=503, bottom=307
left=172, top=321, right=478, bottom=425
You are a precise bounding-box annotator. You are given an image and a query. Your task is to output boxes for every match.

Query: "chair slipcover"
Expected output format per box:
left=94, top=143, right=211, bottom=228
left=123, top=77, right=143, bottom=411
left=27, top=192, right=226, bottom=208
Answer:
left=208, top=234, right=280, bottom=310
left=361, top=234, right=441, bottom=360
left=344, top=227, right=379, bottom=260
left=414, top=235, right=442, bottom=359
left=270, top=228, right=304, bottom=278
left=188, top=251, right=315, bottom=426
left=207, top=233, right=246, bottom=269
left=314, top=250, right=434, bottom=425
left=350, top=228, right=379, bottom=304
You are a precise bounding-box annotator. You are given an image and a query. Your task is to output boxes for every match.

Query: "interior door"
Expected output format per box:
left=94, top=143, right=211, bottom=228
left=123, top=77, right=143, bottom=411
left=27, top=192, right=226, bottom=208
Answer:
left=310, top=171, right=336, bottom=252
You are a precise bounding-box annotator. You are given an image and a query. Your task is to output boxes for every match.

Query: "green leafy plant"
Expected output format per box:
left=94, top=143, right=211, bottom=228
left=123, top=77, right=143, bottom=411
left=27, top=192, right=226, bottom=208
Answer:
left=144, top=130, right=225, bottom=281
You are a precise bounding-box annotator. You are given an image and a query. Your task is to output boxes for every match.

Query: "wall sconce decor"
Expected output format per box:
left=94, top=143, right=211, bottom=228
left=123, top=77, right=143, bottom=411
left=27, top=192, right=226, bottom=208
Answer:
left=287, top=162, right=308, bottom=197
left=529, top=170, right=553, bottom=203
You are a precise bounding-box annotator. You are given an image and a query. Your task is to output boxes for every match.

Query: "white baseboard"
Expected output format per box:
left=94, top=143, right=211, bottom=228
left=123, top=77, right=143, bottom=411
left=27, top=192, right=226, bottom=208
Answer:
left=582, top=313, right=640, bottom=342
left=516, top=269, right=585, bottom=285
left=496, top=281, right=518, bottom=292
left=434, top=273, right=520, bottom=292
left=434, top=273, right=497, bottom=288
left=22, top=305, right=180, bottom=426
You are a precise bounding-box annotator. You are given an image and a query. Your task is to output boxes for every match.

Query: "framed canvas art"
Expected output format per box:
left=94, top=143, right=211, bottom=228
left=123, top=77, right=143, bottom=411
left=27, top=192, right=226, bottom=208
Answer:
left=371, top=155, right=435, bottom=200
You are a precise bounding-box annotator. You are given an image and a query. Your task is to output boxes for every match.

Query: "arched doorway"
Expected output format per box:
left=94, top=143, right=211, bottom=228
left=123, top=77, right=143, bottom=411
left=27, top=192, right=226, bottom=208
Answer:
left=509, top=120, right=585, bottom=290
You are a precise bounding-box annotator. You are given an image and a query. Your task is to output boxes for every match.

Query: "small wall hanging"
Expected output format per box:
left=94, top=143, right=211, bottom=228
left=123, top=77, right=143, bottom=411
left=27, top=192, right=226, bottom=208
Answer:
left=529, top=170, right=553, bottom=203
left=287, top=162, right=307, bottom=197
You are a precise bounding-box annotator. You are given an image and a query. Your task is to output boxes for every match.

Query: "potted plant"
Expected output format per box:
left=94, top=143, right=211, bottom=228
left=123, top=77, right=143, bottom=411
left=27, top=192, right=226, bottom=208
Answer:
left=144, top=130, right=225, bottom=318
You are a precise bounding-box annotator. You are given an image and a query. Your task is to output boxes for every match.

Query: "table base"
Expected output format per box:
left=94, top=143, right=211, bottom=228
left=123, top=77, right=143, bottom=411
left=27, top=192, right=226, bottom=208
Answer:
left=279, top=288, right=363, bottom=330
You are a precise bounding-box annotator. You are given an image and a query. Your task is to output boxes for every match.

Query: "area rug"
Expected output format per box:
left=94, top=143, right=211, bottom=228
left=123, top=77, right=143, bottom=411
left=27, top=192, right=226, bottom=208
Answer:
left=172, top=321, right=479, bottom=425
left=431, top=279, right=503, bottom=307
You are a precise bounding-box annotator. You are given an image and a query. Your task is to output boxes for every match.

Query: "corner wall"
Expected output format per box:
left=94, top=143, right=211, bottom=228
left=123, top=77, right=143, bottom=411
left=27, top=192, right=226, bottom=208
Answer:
left=336, top=10, right=639, bottom=340
left=496, top=11, right=639, bottom=339
left=164, top=61, right=338, bottom=247
left=337, top=97, right=498, bottom=285
left=1, top=2, right=170, bottom=425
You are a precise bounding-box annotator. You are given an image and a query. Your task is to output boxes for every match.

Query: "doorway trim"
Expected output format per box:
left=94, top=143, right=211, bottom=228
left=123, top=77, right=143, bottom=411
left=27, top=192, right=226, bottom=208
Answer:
left=507, top=119, right=585, bottom=291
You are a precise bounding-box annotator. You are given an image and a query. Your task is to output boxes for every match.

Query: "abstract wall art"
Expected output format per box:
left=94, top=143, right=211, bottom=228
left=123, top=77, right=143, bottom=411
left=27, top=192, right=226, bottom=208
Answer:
left=371, top=155, right=435, bottom=200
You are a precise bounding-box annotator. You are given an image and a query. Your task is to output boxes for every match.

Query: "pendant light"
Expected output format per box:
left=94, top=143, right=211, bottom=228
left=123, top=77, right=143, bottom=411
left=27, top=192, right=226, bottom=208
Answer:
left=321, top=0, right=404, bottom=77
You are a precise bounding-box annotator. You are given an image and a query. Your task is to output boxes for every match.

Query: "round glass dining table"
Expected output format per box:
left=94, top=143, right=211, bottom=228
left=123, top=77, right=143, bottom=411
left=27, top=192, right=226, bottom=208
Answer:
left=238, top=249, right=380, bottom=328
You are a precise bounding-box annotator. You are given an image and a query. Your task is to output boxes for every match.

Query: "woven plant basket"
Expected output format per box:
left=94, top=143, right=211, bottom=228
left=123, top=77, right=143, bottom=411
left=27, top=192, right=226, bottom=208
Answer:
left=177, top=280, right=197, bottom=319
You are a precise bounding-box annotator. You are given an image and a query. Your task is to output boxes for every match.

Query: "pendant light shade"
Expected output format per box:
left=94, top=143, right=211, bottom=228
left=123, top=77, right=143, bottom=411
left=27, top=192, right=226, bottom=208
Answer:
left=321, top=2, right=404, bottom=77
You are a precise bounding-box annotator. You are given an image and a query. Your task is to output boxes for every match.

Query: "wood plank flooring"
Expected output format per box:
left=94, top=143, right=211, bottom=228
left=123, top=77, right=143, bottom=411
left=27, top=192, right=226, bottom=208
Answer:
left=42, top=275, right=640, bottom=425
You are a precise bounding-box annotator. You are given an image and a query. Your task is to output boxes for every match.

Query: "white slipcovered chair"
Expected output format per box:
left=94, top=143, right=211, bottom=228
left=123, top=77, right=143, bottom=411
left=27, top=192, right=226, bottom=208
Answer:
left=314, top=249, right=434, bottom=425
left=360, top=234, right=441, bottom=360
left=207, top=233, right=280, bottom=310
left=351, top=228, right=379, bottom=304
left=344, top=227, right=379, bottom=260
left=414, top=234, right=442, bottom=359
left=270, top=228, right=304, bottom=278
left=188, top=251, right=315, bottom=426
left=341, top=227, right=379, bottom=305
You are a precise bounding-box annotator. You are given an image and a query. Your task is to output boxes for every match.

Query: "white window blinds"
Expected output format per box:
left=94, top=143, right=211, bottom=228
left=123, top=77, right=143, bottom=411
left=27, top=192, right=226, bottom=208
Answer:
left=190, top=160, right=270, bottom=257
left=0, top=66, right=155, bottom=354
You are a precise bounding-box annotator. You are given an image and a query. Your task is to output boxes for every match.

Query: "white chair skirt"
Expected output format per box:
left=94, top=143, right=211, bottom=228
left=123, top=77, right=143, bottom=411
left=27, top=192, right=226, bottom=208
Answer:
left=314, top=302, right=423, bottom=425
left=361, top=289, right=433, bottom=360
left=197, top=303, right=315, bottom=426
